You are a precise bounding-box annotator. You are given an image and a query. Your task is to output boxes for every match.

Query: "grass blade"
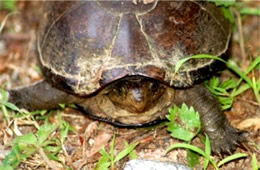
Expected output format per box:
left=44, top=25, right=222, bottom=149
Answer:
left=203, top=135, right=211, bottom=170
left=0, top=12, right=18, bottom=34
left=226, top=60, right=253, bottom=87
left=1, top=105, right=10, bottom=124
left=37, top=123, right=57, bottom=146
left=252, top=153, right=259, bottom=170
left=217, top=153, right=247, bottom=167
left=240, top=8, right=260, bottom=16
left=113, top=142, right=139, bottom=163
left=167, top=143, right=218, bottom=169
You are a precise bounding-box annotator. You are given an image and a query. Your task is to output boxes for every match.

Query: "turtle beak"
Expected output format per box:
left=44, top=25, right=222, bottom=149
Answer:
left=130, top=88, right=147, bottom=113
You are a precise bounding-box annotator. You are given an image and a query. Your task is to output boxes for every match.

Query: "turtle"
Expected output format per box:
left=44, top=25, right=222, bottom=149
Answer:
left=8, top=1, right=246, bottom=154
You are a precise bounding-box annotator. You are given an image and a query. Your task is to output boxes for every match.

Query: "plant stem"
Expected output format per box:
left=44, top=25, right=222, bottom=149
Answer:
left=232, top=7, right=247, bottom=70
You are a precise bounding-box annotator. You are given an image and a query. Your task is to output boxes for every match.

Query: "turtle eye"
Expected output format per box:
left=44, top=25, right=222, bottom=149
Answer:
left=150, top=82, right=159, bottom=92
left=115, top=87, right=124, bottom=96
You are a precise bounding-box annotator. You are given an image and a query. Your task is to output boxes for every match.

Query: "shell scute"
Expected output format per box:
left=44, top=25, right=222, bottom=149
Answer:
left=38, top=1, right=231, bottom=95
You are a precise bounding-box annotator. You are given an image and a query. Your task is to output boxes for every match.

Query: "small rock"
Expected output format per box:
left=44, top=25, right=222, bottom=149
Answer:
left=124, top=159, right=191, bottom=170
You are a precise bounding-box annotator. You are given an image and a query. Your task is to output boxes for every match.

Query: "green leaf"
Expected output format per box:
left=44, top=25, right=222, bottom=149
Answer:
left=245, top=56, right=260, bottom=75
left=43, top=145, right=61, bottom=154
left=232, top=84, right=250, bottom=97
left=95, top=160, right=110, bottom=170
left=178, top=104, right=200, bottom=130
left=96, top=147, right=110, bottom=170
left=2, top=144, right=36, bottom=168
left=174, top=58, right=191, bottom=73
left=0, top=89, right=8, bottom=101
left=167, top=106, right=177, bottom=122
left=113, top=142, right=139, bottom=163
left=218, top=96, right=233, bottom=110
left=169, top=124, right=195, bottom=142
left=221, top=7, right=235, bottom=24
left=1, top=101, right=20, bottom=111
left=60, top=122, right=70, bottom=143
left=252, top=153, right=259, bottom=170
left=167, top=104, right=201, bottom=142
left=1, top=105, right=10, bottom=124
left=58, top=112, right=73, bottom=143
left=240, top=8, right=260, bottom=16
left=217, top=153, right=247, bottom=167
left=124, top=141, right=138, bottom=159
left=2, top=145, right=21, bottom=168
left=203, top=135, right=211, bottom=170
left=220, top=78, right=237, bottom=90
left=1, top=0, right=17, bottom=11
left=46, top=153, right=61, bottom=162
left=37, top=123, right=57, bottom=146
left=11, top=133, right=37, bottom=145
left=59, top=104, right=66, bottom=109
left=208, top=0, right=236, bottom=7
left=209, top=77, right=220, bottom=88
left=175, top=54, right=226, bottom=74
left=226, top=60, right=253, bottom=88
left=0, top=11, right=18, bottom=34
left=187, top=150, right=200, bottom=168
left=0, top=165, right=13, bottom=170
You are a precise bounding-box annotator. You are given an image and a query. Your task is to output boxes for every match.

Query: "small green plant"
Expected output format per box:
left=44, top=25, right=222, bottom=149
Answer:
left=166, top=104, right=248, bottom=169
left=175, top=55, right=260, bottom=108
left=0, top=89, right=21, bottom=124
left=167, top=104, right=201, bottom=142
left=0, top=96, right=75, bottom=170
left=1, top=123, right=58, bottom=169
left=0, top=118, right=74, bottom=169
left=166, top=104, right=202, bottom=168
left=95, top=134, right=139, bottom=170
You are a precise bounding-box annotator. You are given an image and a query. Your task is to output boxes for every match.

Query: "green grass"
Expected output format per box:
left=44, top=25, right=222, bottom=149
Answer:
left=0, top=95, right=75, bottom=169
left=175, top=54, right=260, bottom=108
left=95, top=134, right=139, bottom=170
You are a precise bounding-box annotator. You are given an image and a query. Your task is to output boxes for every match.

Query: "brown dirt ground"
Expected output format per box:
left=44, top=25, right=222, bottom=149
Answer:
left=0, top=1, right=259, bottom=170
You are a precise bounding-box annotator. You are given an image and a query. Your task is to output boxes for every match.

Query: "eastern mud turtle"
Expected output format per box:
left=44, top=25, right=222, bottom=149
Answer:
left=9, top=1, right=246, bottom=154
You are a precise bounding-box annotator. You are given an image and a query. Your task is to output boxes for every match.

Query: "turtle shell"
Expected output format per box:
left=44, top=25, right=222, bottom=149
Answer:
left=37, top=1, right=231, bottom=96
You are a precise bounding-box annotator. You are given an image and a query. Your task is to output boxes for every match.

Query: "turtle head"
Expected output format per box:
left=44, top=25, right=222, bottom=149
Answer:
left=107, top=78, right=166, bottom=113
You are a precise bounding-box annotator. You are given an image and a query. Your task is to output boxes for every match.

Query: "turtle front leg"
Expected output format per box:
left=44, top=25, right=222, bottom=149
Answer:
left=174, top=84, right=247, bottom=154
left=8, top=80, right=83, bottom=110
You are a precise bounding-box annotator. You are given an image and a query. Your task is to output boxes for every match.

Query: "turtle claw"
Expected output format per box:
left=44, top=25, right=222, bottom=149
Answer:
left=209, top=123, right=248, bottom=155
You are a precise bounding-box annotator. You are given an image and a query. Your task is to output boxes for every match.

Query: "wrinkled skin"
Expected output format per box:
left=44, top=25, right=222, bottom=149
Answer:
left=8, top=78, right=247, bottom=154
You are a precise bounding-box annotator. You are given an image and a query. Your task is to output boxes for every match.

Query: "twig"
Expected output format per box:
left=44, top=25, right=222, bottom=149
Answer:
left=38, top=147, right=58, bottom=170
left=238, top=98, right=260, bottom=107
left=232, top=7, right=247, bottom=69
